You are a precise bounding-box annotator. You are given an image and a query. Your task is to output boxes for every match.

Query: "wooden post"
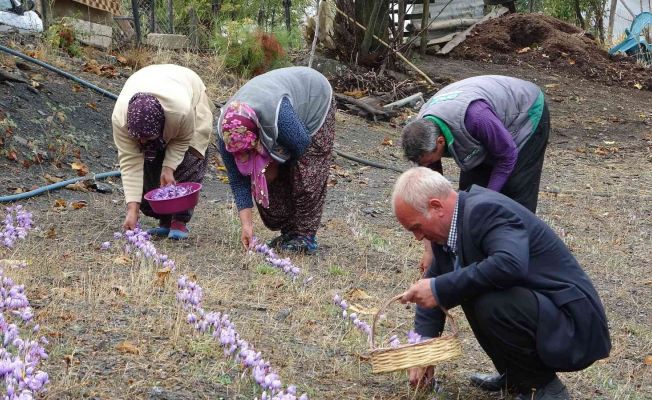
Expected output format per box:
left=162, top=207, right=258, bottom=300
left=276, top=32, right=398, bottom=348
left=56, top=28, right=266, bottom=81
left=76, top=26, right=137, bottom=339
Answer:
left=168, top=0, right=174, bottom=33
left=189, top=7, right=199, bottom=48
left=420, top=0, right=430, bottom=54
left=39, top=0, right=49, bottom=30
left=607, top=0, right=618, bottom=44
left=131, top=0, right=142, bottom=45
left=397, top=0, right=405, bottom=44
left=149, top=0, right=156, bottom=33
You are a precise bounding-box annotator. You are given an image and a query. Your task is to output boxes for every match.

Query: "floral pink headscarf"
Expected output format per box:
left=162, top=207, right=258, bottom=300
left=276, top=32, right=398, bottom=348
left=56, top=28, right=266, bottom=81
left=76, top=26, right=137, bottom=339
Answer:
left=222, top=101, right=272, bottom=208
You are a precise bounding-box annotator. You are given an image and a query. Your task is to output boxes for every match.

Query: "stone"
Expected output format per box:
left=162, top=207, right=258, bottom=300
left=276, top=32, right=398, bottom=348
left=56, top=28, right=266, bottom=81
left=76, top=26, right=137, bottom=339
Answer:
left=146, top=33, right=189, bottom=50
left=67, top=18, right=112, bottom=50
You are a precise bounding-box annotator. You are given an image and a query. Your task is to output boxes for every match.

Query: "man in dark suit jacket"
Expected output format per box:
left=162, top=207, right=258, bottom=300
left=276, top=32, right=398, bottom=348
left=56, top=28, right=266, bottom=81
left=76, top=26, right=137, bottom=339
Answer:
left=392, top=167, right=611, bottom=400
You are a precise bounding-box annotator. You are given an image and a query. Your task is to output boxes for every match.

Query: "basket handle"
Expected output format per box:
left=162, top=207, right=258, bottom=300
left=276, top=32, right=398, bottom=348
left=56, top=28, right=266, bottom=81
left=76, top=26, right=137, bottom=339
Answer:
left=368, top=294, right=458, bottom=351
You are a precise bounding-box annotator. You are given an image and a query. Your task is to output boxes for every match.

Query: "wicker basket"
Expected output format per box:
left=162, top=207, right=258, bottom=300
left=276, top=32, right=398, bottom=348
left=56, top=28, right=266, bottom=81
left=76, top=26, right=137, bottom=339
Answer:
left=368, top=294, right=462, bottom=374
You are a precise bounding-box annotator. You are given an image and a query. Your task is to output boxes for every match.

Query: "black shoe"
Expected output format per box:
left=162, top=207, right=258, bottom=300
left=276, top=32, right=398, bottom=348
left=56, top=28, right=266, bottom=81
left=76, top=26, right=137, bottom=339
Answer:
left=515, top=377, right=569, bottom=400
left=469, top=372, right=506, bottom=392
left=267, top=232, right=296, bottom=249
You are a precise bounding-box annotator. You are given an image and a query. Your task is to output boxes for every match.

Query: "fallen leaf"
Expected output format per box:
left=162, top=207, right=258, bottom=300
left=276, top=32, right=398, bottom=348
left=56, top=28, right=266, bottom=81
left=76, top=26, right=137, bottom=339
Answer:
left=568, top=59, right=576, bottom=65
left=381, top=138, right=394, bottom=146
left=116, top=341, right=140, bottom=355
left=30, top=81, right=41, bottom=89
left=113, top=255, right=131, bottom=265
left=110, top=286, right=126, bottom=297
left=71, top=84, right=82, bottom=93
left=517, top=46, right=531, bottom=54
left=634, top=83, right=643, bottom=90
left=44, top=174, right=63, bottom=184
left=6, top=150, right=17, bottom=161
left=116, top=56, right=128, bottom=64
left=46, top=227, right=57, bottom=239
left=63, top=354, right=76, bottom=366
left=65, top=181, right=89, bottom=192
left=86, top=102, right=98, bottom=111
left=155, top=267, right=171, bottom=286
left=348, top=303, right=378, bottom=315
left=71, top=200, right=87, bottom=209
left=343, top=89, right=367, bottom=99
left=347, top=288, right=372, bottom=300
left=12, top=187, right=25, bottom=194
left=645, top=355, right=652, bottom=366
left=53, top=199, right=67, bottom=208
left=70, top=162, right=89, bottom=176
left=56, top=112, right=66, bottom=122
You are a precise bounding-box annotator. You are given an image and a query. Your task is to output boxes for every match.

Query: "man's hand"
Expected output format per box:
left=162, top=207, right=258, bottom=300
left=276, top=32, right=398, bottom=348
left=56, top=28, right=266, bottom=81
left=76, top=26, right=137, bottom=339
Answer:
left=408, top=365, right=434, bottom=388
left=160, top=166, right=176, bottom=187
left=418, top=250, right=433, bottom=275
left=123, top=202, right=140, bottom=230
left=400, top=278, right=438, bottom=308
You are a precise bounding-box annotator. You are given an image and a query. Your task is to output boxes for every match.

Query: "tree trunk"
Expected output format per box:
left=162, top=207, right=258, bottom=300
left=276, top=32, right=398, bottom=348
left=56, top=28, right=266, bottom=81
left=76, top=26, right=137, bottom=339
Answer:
left=356, top=0, right=389, bottom=59
left=420, top=0, right=430, bottom=54
left=573, top=0, right=586, bottom=29
left=283, top=0, right=292, bottom=32
left=607, top=0, right=618, bottom=44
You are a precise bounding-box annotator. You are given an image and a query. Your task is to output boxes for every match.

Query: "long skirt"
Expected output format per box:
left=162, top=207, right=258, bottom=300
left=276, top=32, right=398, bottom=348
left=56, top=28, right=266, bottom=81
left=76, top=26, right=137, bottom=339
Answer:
left=257, top=100, right=336, bottom=237
left=140, top=146, right=212, bottom=224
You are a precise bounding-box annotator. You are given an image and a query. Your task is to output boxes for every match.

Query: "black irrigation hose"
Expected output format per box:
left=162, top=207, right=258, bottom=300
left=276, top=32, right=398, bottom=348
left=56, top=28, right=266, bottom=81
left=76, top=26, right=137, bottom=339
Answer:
left=0, top=44, right=414, bottom=175
left=335, top=150, right=405, bottom=173
left=0, top=44, right=119, bottom=101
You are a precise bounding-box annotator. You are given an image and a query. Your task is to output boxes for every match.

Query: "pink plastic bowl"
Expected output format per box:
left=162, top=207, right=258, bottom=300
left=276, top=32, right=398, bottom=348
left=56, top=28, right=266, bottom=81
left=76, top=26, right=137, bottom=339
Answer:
left=144, top=182, right=202, bottom=215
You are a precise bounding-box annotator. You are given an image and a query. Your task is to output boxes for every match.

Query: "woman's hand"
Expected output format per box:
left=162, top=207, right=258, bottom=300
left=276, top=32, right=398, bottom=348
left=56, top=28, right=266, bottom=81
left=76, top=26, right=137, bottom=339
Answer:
left=123, top=202, right=140, bottom=230
left=160, top=166, right=176, bottom=186
left=238, top=208, right=254, bottom=250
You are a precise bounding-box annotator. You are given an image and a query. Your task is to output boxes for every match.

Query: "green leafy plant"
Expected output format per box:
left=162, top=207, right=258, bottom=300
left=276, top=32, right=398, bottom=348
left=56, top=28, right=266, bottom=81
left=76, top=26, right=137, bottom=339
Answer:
left=46, top=22, right=82, bottom=57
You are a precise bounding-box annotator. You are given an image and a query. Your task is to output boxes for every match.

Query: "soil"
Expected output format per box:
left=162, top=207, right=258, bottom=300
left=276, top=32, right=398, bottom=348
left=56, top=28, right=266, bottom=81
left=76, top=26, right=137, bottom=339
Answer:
left=0, top=35, right=650, bottom=400
left=450, top=13, right=652, bottom=91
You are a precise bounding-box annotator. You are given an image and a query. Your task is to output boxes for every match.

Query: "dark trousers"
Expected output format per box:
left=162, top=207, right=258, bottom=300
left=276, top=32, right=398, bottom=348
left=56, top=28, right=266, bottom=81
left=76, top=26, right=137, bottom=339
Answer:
left=459, top=102, right=550, bottom=213
left=462, top=287, right=556, bottom=392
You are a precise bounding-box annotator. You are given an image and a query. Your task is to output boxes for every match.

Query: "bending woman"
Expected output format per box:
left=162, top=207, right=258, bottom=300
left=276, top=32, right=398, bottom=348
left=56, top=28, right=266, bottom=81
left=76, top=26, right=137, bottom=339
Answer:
left=217, top=66, right=335, bottom=254
left=113, top=64, right=214, bottom=239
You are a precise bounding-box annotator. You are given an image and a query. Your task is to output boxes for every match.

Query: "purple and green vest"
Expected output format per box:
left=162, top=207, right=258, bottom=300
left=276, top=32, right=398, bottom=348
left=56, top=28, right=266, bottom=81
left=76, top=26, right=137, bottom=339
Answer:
left=417, top=75, right=544, bottom=171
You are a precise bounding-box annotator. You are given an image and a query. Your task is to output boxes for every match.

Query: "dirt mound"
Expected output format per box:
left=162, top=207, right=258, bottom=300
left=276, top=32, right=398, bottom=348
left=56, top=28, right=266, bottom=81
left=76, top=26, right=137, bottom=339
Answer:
left=451, top=13, right=651, bottom=90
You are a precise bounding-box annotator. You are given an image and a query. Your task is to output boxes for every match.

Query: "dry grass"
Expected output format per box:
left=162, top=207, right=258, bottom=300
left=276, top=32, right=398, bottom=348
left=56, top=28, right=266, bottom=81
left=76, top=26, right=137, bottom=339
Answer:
left=1, top=34, right=650, bottom=400
left=1, top=110, right=649, bottom=399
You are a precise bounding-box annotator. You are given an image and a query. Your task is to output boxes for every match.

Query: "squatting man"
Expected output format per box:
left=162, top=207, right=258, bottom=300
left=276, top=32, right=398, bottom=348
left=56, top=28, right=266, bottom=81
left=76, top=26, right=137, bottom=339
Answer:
left=394, top=167, right=611, bottom=400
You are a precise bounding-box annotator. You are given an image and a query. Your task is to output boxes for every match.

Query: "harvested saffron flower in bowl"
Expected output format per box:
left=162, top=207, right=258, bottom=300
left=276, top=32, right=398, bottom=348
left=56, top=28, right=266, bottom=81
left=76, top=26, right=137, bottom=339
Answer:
left=144, top=182, right=202, bottom=214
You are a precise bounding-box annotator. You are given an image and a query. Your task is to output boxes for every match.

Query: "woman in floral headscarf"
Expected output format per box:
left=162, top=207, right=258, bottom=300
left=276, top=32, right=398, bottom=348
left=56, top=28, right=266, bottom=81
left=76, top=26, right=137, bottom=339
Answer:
left=112, top=64, right=215, bottom=239
left=217, top=67, right=334, bottom=254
